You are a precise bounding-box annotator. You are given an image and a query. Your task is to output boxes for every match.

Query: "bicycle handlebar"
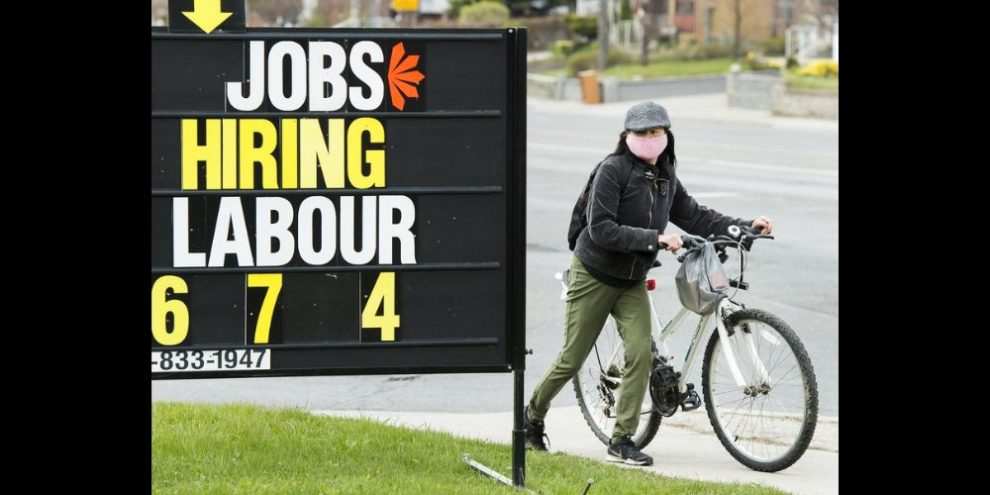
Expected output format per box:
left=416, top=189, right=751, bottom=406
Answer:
left=656, top=225, right=774, bottom=263
left=729, top=224, right=774, bottom=241
left=657, top=226, right=772, bottom=249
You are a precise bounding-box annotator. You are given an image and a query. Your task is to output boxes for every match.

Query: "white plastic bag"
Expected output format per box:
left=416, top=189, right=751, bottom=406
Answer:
left=674, top=242, right=730, bottom=315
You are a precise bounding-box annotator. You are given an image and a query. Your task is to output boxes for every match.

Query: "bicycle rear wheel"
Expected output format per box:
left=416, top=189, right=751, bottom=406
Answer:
left=702, top=308, right=818, bottom=472
left=573, top=315, right=662, bottom=448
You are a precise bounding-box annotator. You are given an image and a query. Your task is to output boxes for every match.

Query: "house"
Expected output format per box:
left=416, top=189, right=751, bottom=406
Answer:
left=671, top=0, right=782, bottom=43
left=576, top=0, right=802, bottom=44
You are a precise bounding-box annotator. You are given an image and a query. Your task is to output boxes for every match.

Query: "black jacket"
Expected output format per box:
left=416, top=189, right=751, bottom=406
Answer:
left=573, top=150, right=751, bottom=282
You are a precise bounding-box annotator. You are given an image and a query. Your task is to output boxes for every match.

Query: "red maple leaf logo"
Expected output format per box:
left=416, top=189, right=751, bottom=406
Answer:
left=388, top=42, right=425, bottom=111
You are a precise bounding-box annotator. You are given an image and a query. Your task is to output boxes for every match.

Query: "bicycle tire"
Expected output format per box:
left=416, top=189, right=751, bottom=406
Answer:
left=701, top=308, right=819, bottom=472
left=572, top=315, right=662, bottom=448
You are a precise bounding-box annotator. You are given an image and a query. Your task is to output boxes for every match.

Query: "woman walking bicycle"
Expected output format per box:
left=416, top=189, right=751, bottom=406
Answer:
left=524, top=101, right=773, bottom=466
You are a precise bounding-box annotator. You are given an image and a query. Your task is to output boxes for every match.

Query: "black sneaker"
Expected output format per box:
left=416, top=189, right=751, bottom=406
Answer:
left=606, top=436, right=653, bottom=466
left=523, top=406, right=550, bottom=451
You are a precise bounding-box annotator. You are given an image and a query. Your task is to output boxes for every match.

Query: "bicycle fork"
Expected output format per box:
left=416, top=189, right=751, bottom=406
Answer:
left=714, top=299, right=770, bottom=388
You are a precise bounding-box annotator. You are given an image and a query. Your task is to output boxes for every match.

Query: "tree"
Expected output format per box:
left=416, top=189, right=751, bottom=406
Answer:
left=597, top=0, right=609, bottom=70
left=304, top=0, right=351, bottom=27
left=460, top=1, right=510, bottom=26
left=807, top=0, right=838, bottom=27
left=732, top=0, right=741, bottom=59
left=637, top=0, right=664, bottom=66
left=248, top=0, right=304, bottom=26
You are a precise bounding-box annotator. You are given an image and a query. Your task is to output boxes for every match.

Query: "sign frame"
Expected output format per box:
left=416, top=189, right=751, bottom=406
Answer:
left=151, top=27, right=527, bottom=380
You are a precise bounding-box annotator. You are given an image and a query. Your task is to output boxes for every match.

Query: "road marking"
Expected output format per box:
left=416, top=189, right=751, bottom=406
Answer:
left=528, top=142, right=837, bottom=177
left=530, top=142, right=603, bottom=155
left=528, top=129, right=839, bottom=159
left=693, top=158, right=838, bottom=177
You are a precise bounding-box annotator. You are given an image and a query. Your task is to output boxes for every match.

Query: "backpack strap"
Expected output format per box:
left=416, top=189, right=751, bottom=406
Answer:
left=587, top=155, right=636, bottom=214
left=590, top=155, right=636, bottom=205
left=568, top=154, right=638, bottom=251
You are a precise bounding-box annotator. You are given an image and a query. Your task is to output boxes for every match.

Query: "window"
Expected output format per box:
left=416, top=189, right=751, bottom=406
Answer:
left=676, top=0, right=695, bottom=15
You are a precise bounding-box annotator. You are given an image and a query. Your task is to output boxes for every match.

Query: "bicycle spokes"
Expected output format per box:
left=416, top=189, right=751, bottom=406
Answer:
left=702, top=310, right=818, bottom=472
left=573, top=315, right=663, bottom=448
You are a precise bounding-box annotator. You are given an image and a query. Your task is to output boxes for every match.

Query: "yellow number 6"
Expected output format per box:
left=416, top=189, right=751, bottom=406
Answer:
left=151, top=275, right=189, bottom=346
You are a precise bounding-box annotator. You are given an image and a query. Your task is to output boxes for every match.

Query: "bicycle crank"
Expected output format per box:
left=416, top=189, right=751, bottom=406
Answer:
left=650, top=364, right=703, bottom=415
left=649, top=364, right=681, bottom=417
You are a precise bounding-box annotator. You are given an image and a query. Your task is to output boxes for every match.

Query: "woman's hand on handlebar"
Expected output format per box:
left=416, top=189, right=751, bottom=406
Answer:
left=751, top=216, right=773, bottom=235
left=657, top=233, right=683, bottom=252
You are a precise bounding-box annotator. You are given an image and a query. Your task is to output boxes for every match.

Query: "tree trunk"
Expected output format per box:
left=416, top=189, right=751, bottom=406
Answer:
left=732, top=0, right=742, bottom=59
left=640, top=14, right=651, bottom=66
left=598, top=0, right=610, bottom=71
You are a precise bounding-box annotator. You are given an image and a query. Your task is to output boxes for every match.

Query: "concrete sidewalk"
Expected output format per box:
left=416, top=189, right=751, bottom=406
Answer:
left=315, top=406, right=838, bottom=495
left=527, top=93, right=839, bottom=132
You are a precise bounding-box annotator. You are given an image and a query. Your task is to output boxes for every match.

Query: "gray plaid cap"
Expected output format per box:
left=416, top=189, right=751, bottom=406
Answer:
left=624, top=102, right=671, bottom=131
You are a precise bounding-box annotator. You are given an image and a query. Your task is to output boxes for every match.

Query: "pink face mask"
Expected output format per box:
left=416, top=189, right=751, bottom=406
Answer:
left=625, top=134, right=668, bottom=163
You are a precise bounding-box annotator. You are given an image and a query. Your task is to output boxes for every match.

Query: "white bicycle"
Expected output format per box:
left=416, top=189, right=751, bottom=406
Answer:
left=566, top=226, right=818, bottom=472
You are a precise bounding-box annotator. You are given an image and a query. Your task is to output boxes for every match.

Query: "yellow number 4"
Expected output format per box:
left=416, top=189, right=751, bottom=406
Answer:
left=248, top=273, right=283, bottom=344
left=363, top=272, right=400, bottom=341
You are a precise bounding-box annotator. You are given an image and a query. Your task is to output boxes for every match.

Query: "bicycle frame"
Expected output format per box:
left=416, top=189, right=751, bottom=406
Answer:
left=557, top=265, right=771, bottom=394
left=650, top=296, right=767, bottom=393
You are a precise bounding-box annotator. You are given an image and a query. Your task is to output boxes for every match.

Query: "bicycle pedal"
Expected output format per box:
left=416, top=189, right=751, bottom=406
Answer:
left=680, top=384, right=702, bottom=412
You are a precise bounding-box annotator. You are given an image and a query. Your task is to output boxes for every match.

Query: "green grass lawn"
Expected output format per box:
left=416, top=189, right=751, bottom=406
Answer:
left=784, top=73, right=839, bottom=92
left=153, top=402, right=789, bottom=494
left=536, top=57, right=737, bottom=79
left=603, top=57, right=737, bottom=78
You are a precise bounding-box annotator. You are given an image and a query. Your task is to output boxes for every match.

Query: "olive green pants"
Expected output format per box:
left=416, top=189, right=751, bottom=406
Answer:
left=527, top=256, right=653, bottom=439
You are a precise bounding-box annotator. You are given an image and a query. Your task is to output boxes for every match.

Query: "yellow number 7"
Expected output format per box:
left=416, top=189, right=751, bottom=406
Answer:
left=248, top=273, right=283, bottom=344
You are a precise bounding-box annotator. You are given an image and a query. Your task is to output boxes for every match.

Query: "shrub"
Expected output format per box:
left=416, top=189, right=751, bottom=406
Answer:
left=657, top=43, right=732, bottom=61
left=551, top=39, right=578, bottom=59
left=565, top=14, right=598, bottom=41
left=565, top=47, right=634, bottom=76
left=619, top=0, right=633, bottom=20
left=759, top=36, right=786, bottom=56
left=459, top=1, right=510, bottom=27
left=447, top=0, right=478, bottom=17
left=511, top=15, right=570, bottom=51
left=696, top=43, right=733, bottom=59
left=747, top=57, right=783, bottom=71
left=745, top=51, right=784, bottom=71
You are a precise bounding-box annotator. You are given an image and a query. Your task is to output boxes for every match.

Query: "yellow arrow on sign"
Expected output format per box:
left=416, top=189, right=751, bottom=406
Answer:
left=182, top=0, right=233, bottom=34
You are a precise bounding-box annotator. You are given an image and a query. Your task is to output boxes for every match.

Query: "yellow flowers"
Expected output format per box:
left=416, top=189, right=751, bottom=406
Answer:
left=795, top=59, right=839, bottom=78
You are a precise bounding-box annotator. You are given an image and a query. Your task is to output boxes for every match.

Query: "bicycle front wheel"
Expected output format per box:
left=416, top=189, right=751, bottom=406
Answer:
left=702, top=308, right=819, bottom=472
left=572, top=314, right=662, bottom=448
